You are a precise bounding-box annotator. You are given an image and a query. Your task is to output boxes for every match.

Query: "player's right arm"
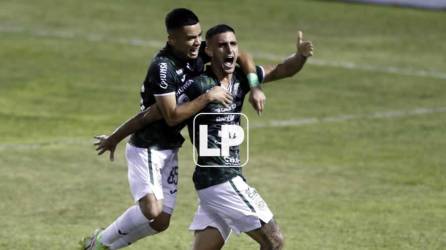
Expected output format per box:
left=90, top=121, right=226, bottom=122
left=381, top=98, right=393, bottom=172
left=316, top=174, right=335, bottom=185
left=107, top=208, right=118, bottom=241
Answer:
left=153, top=60, right=232, bottom=127
left=94, top=84, right=230, bottom=161
left=95, top=60, right=231, bottom=161
left=155, top=86, right=231, bottom=127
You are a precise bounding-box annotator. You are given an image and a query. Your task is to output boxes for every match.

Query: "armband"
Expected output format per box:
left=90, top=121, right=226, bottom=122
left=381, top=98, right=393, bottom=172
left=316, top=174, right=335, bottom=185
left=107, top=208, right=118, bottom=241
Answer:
left=247, top=73, right=260, bottom=88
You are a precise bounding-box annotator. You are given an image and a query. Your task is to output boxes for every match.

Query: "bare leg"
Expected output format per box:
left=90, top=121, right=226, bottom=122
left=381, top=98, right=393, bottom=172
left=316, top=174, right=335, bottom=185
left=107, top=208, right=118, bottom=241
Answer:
left=138, top=193, right=163, bottom=220
left=192, top=227, right=225, bottom=250
left=246, top=219, right=284, bottom=250
left=150, top=212, right=171, bottom=232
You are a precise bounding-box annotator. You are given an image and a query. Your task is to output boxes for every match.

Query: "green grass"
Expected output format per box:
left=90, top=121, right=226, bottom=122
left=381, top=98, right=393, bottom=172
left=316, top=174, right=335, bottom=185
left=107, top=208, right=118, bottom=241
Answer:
left=1, top=0, right=445, bottom=249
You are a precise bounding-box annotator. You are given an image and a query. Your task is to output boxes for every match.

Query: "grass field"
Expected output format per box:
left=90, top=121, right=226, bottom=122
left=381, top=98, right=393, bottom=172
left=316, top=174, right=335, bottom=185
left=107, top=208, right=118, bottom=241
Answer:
left=1, top=0, right=445, bottom=249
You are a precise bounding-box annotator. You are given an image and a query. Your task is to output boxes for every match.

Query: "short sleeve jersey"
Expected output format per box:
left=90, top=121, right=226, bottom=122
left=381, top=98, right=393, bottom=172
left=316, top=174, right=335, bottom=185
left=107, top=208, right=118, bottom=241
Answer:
left=129, top=42, right=210, bottom=149
left=182, top=65, right=265, bottom=190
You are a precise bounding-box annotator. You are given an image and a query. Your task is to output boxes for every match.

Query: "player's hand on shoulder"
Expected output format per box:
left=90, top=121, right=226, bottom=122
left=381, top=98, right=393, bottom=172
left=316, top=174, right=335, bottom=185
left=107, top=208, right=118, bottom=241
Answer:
left=249, top=87, right=266, bottom=116
left=207, top=86, right=233, bottom=107
left=94, top=134, right=117, bottom=162
left=296, top=31, right=313, bottom=58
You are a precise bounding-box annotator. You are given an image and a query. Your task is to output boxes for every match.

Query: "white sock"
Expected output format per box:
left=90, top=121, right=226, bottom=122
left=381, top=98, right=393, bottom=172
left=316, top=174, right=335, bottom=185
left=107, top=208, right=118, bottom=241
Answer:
left=100, top=205, right=150, bottom=246
left=108, top=223, right=158, bottom=250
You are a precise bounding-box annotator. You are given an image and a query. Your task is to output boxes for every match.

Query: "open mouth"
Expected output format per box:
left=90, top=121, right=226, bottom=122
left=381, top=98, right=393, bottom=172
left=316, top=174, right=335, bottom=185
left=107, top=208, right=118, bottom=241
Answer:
left=189, top=47, right=199, bottom=57
left=223, top=56, right=235, bottom=68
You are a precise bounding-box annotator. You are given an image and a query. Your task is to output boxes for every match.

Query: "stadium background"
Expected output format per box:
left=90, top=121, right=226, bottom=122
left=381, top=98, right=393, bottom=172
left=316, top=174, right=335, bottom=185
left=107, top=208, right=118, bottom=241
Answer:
left=0, top=0, right=445, bottom=249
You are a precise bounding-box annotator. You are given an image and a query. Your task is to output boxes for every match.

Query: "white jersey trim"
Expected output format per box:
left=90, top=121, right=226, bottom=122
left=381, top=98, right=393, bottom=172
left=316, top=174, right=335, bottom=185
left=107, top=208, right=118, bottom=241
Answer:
left=153, top=92, right=176, bottom=97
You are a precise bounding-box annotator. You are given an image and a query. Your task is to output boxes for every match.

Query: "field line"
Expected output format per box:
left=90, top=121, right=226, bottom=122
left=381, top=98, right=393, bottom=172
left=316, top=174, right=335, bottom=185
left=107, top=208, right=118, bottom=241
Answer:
left=252, top=106, right=446, bottom=129
left=1, top=25, right=446, bottom=80
left=1, top=106, right=445, bottom=150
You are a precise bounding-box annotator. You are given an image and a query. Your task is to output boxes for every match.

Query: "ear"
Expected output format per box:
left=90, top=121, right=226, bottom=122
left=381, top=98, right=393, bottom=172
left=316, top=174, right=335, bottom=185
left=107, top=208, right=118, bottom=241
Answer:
left=167, top=34, right=175, bottom=46
left=204, top=44, right=212, bottom=57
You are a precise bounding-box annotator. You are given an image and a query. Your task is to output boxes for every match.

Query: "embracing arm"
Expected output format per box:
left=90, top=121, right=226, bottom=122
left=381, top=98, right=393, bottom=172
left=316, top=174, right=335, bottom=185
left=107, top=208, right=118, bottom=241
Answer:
left=263, top=31, right=313, bottom=83
left=155, top=85, right=232, bottom=127
left=95, top=81, right=232, bottom=161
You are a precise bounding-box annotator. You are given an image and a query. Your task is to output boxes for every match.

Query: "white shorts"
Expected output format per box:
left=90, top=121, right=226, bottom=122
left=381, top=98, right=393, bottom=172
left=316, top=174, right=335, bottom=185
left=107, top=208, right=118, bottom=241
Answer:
left=126, top=143, right=179, bottom=214
left=189, top=176, right=273, bottom=241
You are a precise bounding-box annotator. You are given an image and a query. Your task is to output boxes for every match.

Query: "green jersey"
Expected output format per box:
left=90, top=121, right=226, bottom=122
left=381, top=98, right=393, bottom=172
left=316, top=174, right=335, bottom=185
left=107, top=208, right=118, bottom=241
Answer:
left=129, top=42, right=209, bottom=149
left=182, top=65, right=264, bottom=190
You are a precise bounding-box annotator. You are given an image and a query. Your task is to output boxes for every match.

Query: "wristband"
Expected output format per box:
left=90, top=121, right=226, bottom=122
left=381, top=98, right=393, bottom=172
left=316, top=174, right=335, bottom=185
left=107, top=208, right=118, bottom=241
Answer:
left=247, top=73, right=260, bottom=88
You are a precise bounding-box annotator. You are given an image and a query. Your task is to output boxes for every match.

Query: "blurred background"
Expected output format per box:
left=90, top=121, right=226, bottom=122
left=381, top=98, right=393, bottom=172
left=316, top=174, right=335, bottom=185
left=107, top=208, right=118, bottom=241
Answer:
left=0, top=0, right=445, bottom=249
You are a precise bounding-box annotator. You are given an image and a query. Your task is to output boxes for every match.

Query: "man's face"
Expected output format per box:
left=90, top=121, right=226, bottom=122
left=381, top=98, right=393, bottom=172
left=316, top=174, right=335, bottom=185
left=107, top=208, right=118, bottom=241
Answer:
left=169, top=23, right=202, bottom=59
left=207, top=31, right=238, bottom=74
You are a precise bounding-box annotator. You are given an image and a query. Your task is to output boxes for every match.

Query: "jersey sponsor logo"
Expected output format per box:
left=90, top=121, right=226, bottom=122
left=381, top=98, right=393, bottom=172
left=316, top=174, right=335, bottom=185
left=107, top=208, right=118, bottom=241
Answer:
left=213, top=104, right=237, bottom=113
left=159, top=62, right=168, bottom=89
left=177, top=79, right=193, bottom=96
left=215, top=113, right=237, bottom=123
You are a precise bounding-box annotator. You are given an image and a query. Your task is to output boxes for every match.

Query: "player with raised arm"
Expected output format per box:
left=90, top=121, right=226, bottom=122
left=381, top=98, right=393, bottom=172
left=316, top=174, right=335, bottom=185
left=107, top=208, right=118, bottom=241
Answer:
left=81, top=8, right=265, bottom=250
left=182, top=24, right=313, bottom=250
left=94, top=23, right=313, bottom=249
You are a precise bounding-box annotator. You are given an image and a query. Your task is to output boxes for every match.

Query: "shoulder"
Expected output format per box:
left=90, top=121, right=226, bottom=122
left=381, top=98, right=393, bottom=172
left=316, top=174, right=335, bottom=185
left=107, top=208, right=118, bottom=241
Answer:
left=146, top=55, right=179, bottom=93
left=192, top=74, right=214, bottom=91
left=149, top=55, right=176, bottom=71
left=184, top=74, right=214, bottom=97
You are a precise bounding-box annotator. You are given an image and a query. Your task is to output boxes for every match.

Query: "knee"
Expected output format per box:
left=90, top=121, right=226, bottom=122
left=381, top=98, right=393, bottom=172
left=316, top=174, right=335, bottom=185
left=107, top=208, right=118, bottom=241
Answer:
left=139, top=202, right=162, bottom=220
left=151, top=217, right=170, bottom=232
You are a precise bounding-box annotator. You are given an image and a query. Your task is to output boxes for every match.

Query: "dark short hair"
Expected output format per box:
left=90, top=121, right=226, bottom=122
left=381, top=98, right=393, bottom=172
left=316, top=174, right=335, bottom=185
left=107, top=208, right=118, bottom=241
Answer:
left=205, top=24, right=235, bottom=40
left=165, top=8, right=199, bottom=32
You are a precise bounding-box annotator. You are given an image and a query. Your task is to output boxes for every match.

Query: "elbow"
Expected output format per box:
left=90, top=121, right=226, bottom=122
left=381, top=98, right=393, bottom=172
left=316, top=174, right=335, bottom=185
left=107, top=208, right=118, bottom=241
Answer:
left=165, top=118, right=180, bottom=127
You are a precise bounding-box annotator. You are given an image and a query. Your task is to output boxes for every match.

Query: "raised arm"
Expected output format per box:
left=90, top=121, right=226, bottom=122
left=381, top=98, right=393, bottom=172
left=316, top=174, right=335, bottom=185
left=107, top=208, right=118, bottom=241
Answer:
left=263, top=31, right=313, bottom=83
left=238, top=50, right=266, bottom=115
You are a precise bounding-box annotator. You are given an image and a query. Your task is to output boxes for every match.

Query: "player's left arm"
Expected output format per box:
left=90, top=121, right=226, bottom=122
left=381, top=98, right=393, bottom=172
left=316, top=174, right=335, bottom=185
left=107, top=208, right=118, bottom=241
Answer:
left=238, top=50, right=266, bottom=115
left=94, top=105, right=163, bottom=161
left=262, top=31, right=313, bottom=83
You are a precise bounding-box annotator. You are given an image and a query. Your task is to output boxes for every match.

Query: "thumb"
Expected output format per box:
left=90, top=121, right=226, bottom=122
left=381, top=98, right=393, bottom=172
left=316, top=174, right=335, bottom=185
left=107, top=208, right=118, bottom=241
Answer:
left=297, top=30, right=303, bottom=45
left=110, top=148, right=115, bottom=162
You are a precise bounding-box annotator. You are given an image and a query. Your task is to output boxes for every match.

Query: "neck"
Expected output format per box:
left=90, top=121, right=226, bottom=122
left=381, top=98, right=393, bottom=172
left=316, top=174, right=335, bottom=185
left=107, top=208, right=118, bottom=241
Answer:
left=211, top=61, right=232, bottom=86
left=168, top=43, right=188, bottom=61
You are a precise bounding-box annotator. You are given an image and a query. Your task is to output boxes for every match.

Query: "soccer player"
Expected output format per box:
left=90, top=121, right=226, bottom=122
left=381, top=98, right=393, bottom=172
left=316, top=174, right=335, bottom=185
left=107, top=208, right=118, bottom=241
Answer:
left=94, top=23, right=313, bottom=249
left=183, top=24, right=313, bottom=249
left=82, top=8, right=265, bottom=250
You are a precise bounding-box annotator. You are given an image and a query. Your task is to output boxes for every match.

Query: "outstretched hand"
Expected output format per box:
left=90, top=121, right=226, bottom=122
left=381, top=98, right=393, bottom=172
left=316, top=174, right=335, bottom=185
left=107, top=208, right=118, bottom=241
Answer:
left=297, top=31, right=313, bottom=58
left=94, top=135, right=117, bottom=162
left=249, top=87, right=266, bottom=116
